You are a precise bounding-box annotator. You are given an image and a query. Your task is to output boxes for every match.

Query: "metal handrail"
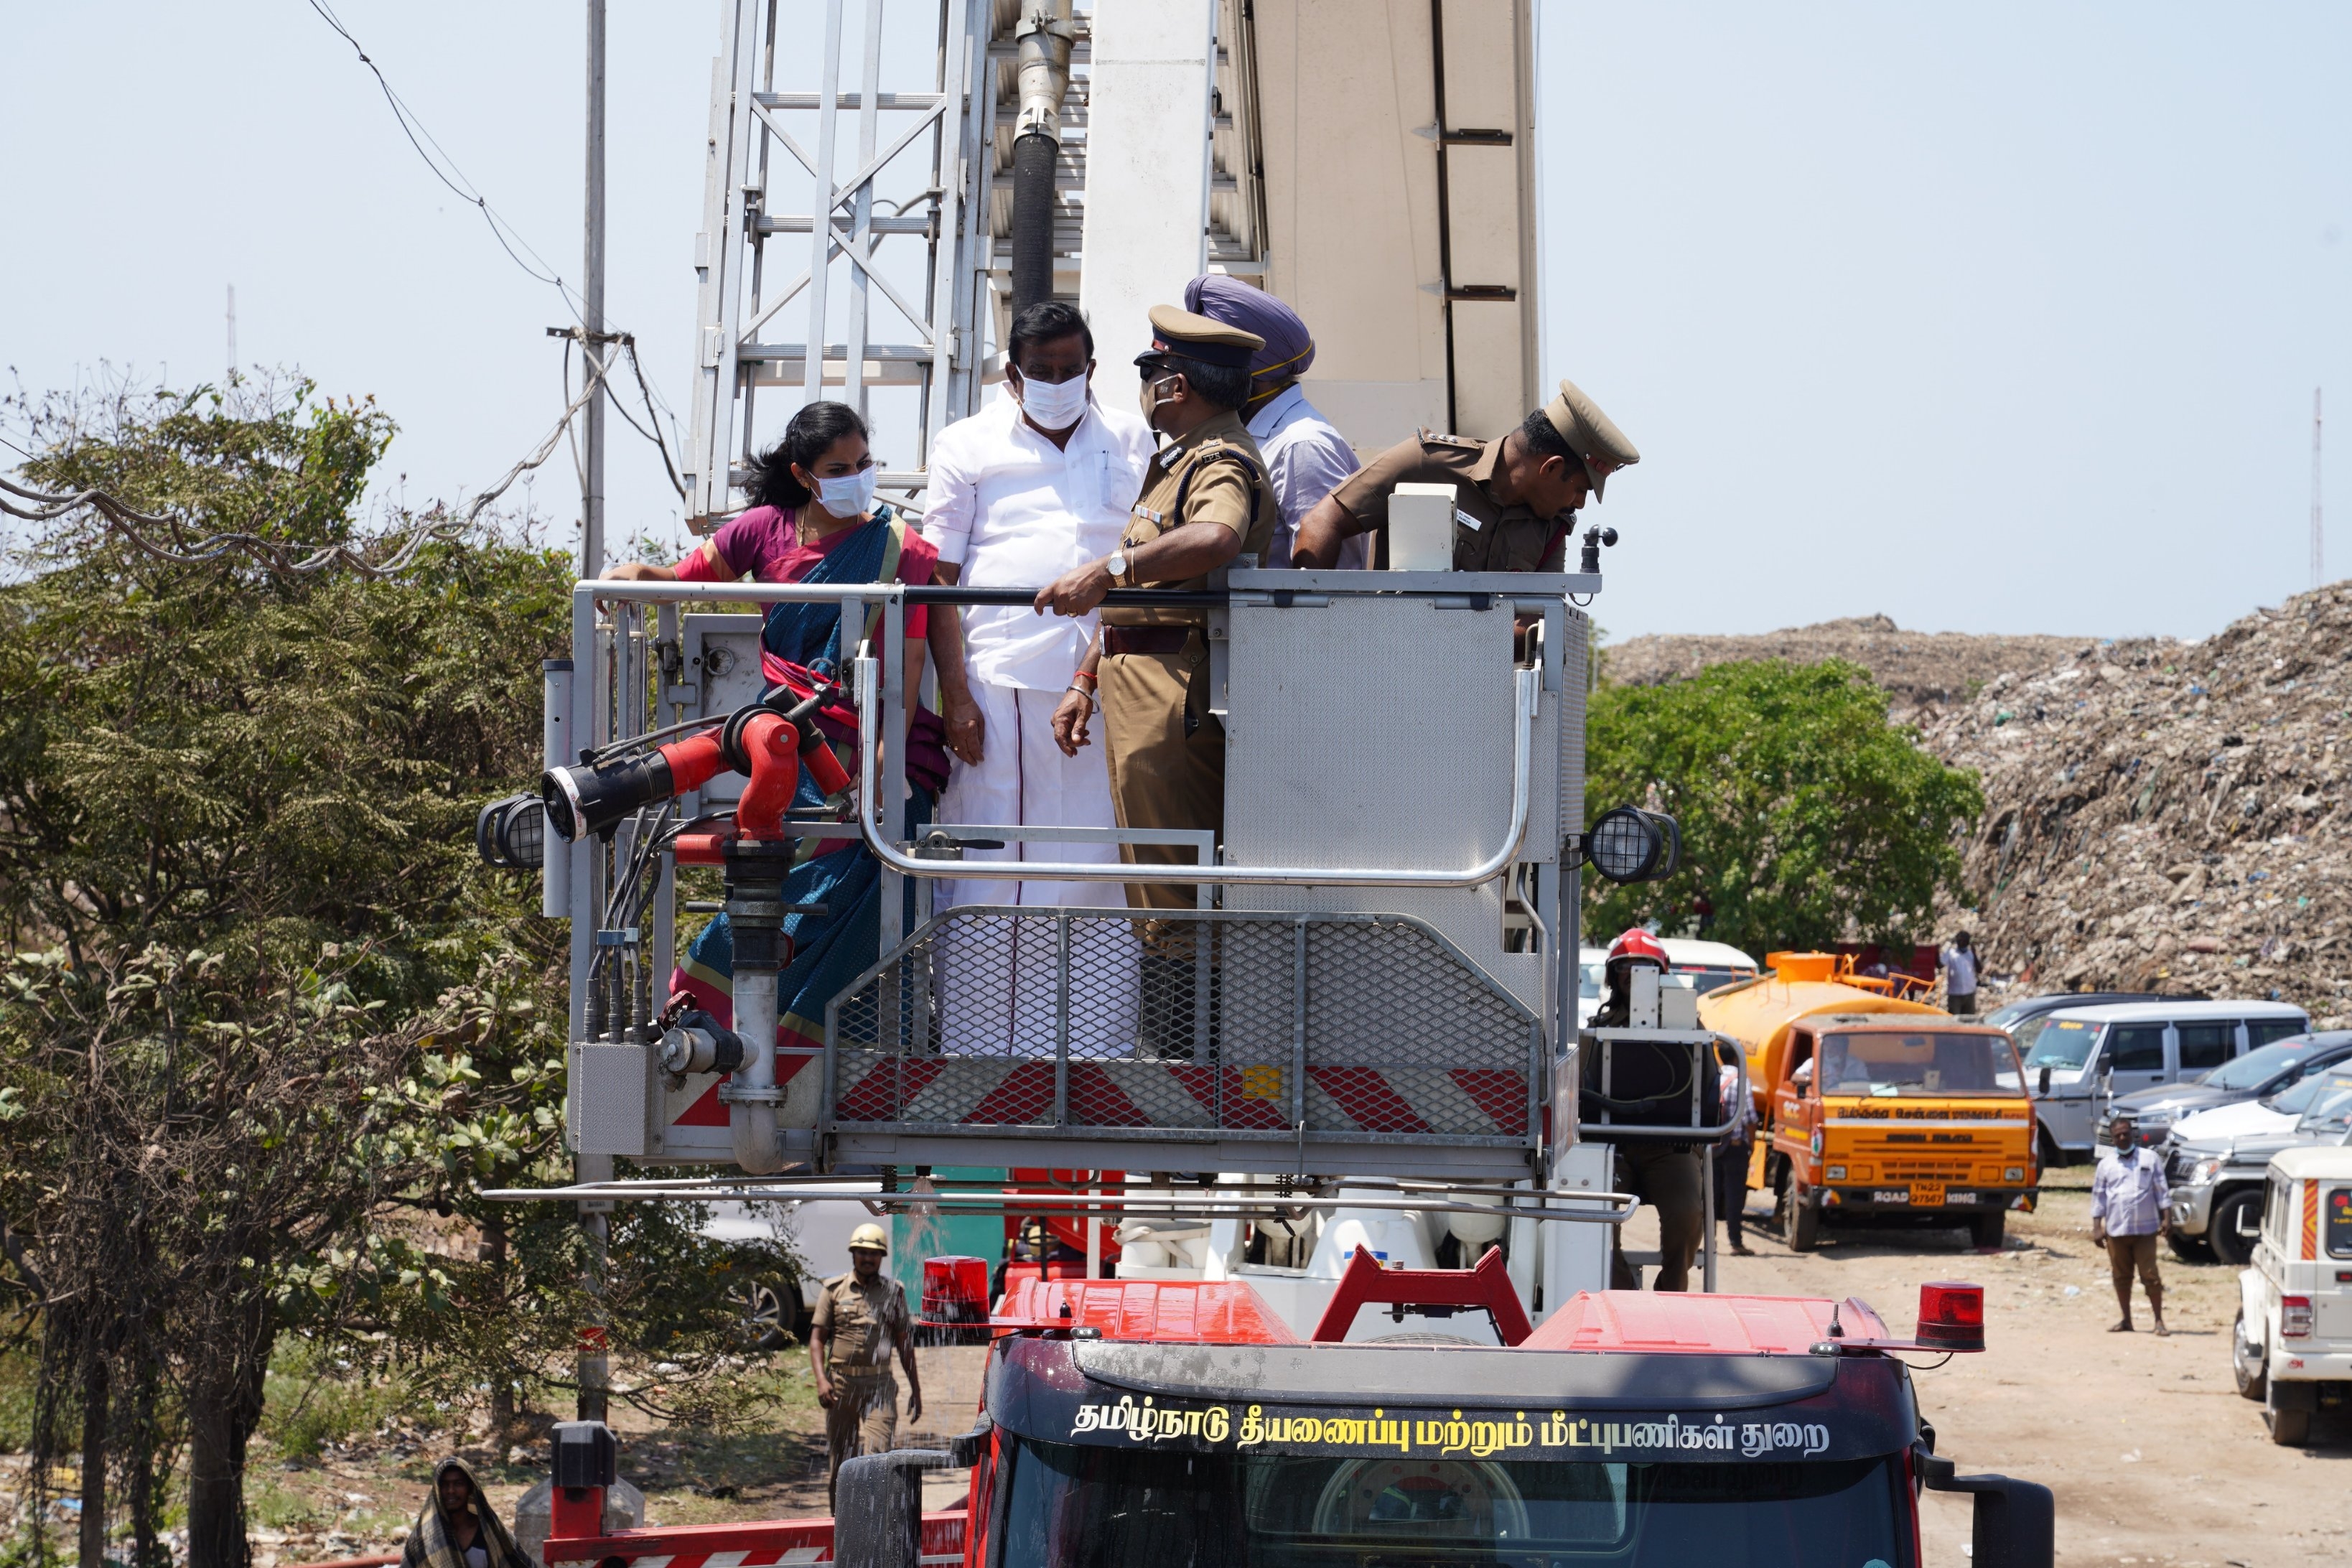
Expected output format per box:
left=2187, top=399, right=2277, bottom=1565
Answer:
left=1576, top=1030, right=1753, bottom=1144
left=479, top=1180, right=1640, bottom=1226
left=850, top=653, right=1538, bottom=887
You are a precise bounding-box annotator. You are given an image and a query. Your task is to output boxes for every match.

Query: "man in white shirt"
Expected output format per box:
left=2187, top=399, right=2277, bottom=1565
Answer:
left=921, top=300, right=1155, bottom=1051
left=1940, top=932, right=1979, bottom=1016
left=1182, top=274, right=1369, bottom=569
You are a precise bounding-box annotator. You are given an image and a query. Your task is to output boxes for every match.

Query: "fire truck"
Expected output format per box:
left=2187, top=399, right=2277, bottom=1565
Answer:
left=533, top=1265, right=2046, bottom=1567
left=472, top=0, right=2058, bottom=1559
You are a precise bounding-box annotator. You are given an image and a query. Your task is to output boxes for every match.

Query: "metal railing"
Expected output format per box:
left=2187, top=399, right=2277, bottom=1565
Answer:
left=817, top=905, right=1548, bottom=1177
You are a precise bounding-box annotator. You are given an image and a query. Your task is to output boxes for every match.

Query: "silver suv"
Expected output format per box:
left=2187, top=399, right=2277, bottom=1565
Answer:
left=2165, top=1066, right=2352, bottom=1264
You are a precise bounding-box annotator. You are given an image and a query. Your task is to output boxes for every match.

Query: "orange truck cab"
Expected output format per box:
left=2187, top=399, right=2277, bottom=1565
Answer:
left=1703, top=956, right=2040, bottom=1252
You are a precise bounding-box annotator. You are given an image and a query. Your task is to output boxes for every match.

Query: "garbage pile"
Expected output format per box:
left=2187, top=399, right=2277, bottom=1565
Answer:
left=1605, top=614, right=2087, bottom=720
left=1918, top=588, right=2352, bottom=1022
left=1603, top=598, right=2352, bottom=1021
left=1910, top=587, right=2352, bottom=1020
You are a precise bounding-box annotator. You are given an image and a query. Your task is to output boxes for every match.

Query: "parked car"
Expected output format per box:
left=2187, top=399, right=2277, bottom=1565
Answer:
left=2166, top=1066, right=2352, bottom=1265
left=1979, top=990, right=2172, bottom=1066
left=701, top=1187, right=877, bottom=1347
left=1577, top=938, right=1759, bottom=1029
left=2111, top=1032, right=2352, bottom=1149
left=2232, top=1144, right=2352, bottom=1445
left=2017, top=999, right=2310, bottom=1165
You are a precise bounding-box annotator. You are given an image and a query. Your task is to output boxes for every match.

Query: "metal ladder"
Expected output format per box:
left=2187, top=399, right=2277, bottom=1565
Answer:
left=678, top=0, right=1266, bottom=531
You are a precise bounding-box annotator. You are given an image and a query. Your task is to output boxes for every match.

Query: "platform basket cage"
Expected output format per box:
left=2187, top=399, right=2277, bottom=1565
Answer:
left=823, top=906, right=1544, bottom=1151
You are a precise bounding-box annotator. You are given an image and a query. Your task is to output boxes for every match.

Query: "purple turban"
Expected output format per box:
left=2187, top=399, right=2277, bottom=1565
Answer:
left=1182, top=274, right=1315, bottom=388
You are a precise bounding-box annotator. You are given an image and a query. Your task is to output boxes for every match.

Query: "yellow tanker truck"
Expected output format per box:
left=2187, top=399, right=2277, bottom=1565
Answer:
left=1701, top=953, right=2040, bottom=1250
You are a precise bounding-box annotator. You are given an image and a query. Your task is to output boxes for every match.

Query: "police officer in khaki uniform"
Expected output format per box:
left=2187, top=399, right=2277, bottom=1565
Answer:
left=806, top=1222, right=920, bottom=1508
left=1041, top=306, right=1279, bottom=1055
left=1287, top=378, right=1640, bottom=571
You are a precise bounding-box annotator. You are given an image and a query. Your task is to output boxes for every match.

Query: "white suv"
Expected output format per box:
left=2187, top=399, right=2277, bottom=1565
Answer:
left=2232, top=1144, right=2352, bottom=1445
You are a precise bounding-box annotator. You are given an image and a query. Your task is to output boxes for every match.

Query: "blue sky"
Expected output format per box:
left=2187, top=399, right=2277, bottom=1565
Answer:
left=6, top=3, right=2348, bottom=642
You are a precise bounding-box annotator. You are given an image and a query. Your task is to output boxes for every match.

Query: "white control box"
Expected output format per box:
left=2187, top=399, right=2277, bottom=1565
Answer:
left=1386, top=482, right=1456, bottom=571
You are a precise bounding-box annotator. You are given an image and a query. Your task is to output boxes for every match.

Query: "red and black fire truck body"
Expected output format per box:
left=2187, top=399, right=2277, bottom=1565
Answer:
left=541, top=1261, right=2047, bottom=1568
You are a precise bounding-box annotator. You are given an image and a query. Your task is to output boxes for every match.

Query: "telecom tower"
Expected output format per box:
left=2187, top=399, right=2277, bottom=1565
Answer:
left=2314, top=388, right=2325, bottom=591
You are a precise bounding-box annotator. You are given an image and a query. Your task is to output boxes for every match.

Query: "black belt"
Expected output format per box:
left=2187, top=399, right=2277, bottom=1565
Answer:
left=1102, top=626, right=1195, bottom=657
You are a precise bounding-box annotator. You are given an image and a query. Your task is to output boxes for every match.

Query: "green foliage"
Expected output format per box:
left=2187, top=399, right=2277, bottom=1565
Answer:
left=0, top=377, right=788, bottom=1564
left=1585, top=659, right=1983, bottom=955
left=258, top=1339, right=410, bottom=1462
left=0, top=1334, right=39, bottom=1453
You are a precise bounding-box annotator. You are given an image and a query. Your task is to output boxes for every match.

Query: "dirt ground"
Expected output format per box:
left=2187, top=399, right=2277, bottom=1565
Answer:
left=270, top=1170, right=2349, bottom=1568
left=1657, top=1166, right=2352, bottom=1567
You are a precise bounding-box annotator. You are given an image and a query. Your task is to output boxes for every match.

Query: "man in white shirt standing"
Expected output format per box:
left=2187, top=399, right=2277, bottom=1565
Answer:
left=921, top=301, right=1155, bottom=1052
left=1182, top=274, right=1369, bottom=569
left=1939, top=931, right=1979, bottom=1016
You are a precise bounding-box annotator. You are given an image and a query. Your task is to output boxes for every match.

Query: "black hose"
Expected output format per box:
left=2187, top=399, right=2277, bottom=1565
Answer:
left=1011, top=131, right=1056, bottom=312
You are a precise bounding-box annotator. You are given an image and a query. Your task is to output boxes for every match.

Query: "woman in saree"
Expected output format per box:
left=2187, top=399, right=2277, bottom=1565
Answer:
left=630, top=401, right=982, bottom=1058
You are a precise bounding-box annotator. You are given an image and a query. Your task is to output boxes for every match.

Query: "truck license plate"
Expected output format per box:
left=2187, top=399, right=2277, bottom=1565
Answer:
left=1909, top=1182, right=1946, bottom=1207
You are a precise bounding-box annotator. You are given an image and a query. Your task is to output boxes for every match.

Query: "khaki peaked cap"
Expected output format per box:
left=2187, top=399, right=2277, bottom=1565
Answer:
left=1139, top=304, right=1264, bottom=371
left=1542, top=378, right=1641, bottom=500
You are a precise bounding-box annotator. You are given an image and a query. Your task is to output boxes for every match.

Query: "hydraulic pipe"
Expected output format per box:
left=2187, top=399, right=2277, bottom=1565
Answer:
left=722, top=841, right=794, bottom=1175
left=1009, top=0, right=1074, bottom=312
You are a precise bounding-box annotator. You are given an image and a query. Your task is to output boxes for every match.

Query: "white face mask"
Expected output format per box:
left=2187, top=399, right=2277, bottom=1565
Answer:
left=812, top=467, right=878, bottom=519
left=1015, top=370, right=1091, bottom=430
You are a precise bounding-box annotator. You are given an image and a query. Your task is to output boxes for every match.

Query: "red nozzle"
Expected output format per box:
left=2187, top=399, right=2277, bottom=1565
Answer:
left=655, top=729, right=729, bottom=793
left=735, top=711, right=801, bottom=841
left=799, top=725, right=852, bottom=797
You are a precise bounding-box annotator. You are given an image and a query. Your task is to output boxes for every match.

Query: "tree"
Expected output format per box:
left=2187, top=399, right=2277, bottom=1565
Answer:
left=0, top=946, right=429, bottom=1568
left=1584, top=659, right=1982, bottom=957
left=0, top=376, right=785, bottom=1568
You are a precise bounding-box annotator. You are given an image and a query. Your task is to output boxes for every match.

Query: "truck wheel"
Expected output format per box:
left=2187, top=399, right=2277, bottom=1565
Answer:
left=1786, top=1187, right=1820, bottom=1252
left=2037, top=1125, right=2067, bottom=1171
left=2231, top=1309, right=2266, bottom=1402
left=1968, top=1211, right=2006, bottom=1249
left=2264, top=1389, right=2310, bottom=1447
left=2209, top=1190, right=2264, bottom=1267
left=2167, top=1230, right=2216, bottom=1264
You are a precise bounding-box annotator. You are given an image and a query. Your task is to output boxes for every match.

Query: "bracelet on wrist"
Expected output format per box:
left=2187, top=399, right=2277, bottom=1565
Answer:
left=1070, top=668, right=1098, bottom=689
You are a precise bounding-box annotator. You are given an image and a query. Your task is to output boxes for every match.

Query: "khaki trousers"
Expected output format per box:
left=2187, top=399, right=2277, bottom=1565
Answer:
left=823, top=1369, right=898, bottom=1510
left=1099, top=637, right=1223, bottom=923
left=1610, top=1144, right=1704, bottom=1292
left=2106, top=1232, right=2162, bottom=1312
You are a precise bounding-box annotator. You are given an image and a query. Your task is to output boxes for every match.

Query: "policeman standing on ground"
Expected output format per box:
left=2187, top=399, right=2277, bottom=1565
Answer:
left=808, top=1223, right=922, bottom=1508
left=1287, top=378, right=1639, bottom=571
left=1582, top=928, right=1715, bottom=1292
left=1042, top=307, right=1279, bottom=1055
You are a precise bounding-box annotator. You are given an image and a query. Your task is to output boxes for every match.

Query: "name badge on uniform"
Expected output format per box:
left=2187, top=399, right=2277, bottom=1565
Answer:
left=1455, top=507, right=1484, bottom=533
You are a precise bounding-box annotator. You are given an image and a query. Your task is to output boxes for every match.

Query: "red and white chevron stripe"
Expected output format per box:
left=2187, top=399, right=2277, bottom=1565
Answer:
left=826, top=1051, right=1527, bottom=1137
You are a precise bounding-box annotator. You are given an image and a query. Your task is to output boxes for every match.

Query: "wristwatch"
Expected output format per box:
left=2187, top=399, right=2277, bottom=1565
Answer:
left=1106, top=549, right=1130, bottom=584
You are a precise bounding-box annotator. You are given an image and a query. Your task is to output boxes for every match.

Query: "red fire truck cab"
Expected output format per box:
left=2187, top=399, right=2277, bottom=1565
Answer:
left=541, top=1256, right=2048, bottom=1568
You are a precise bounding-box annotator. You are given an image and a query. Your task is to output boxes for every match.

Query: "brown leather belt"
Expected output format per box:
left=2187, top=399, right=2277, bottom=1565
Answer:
left=1102, top=626, right=1194, bottom=657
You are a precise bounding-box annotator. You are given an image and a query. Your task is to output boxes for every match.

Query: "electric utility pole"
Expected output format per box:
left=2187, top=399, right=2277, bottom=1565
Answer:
left=576, top=0, right=613, bottom=1429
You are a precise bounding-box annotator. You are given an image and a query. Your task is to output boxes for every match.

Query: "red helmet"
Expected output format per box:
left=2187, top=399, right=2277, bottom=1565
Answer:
left=1605, top=928, right=1669, bottom=971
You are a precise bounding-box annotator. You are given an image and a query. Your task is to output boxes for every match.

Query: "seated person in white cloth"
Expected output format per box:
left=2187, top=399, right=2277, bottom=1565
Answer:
left=920, top=300, right=1154, bottom=1053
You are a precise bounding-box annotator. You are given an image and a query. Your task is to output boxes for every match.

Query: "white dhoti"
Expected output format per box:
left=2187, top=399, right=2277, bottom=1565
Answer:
left=933, top=681, right=1139, bottom=1057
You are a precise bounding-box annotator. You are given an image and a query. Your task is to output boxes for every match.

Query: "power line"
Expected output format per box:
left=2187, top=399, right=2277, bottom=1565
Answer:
left=299, top=1, right=688, bottom=512
left=0, top=355, right=619, bottom=579
left=302, top=0, right=583, bottom=320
